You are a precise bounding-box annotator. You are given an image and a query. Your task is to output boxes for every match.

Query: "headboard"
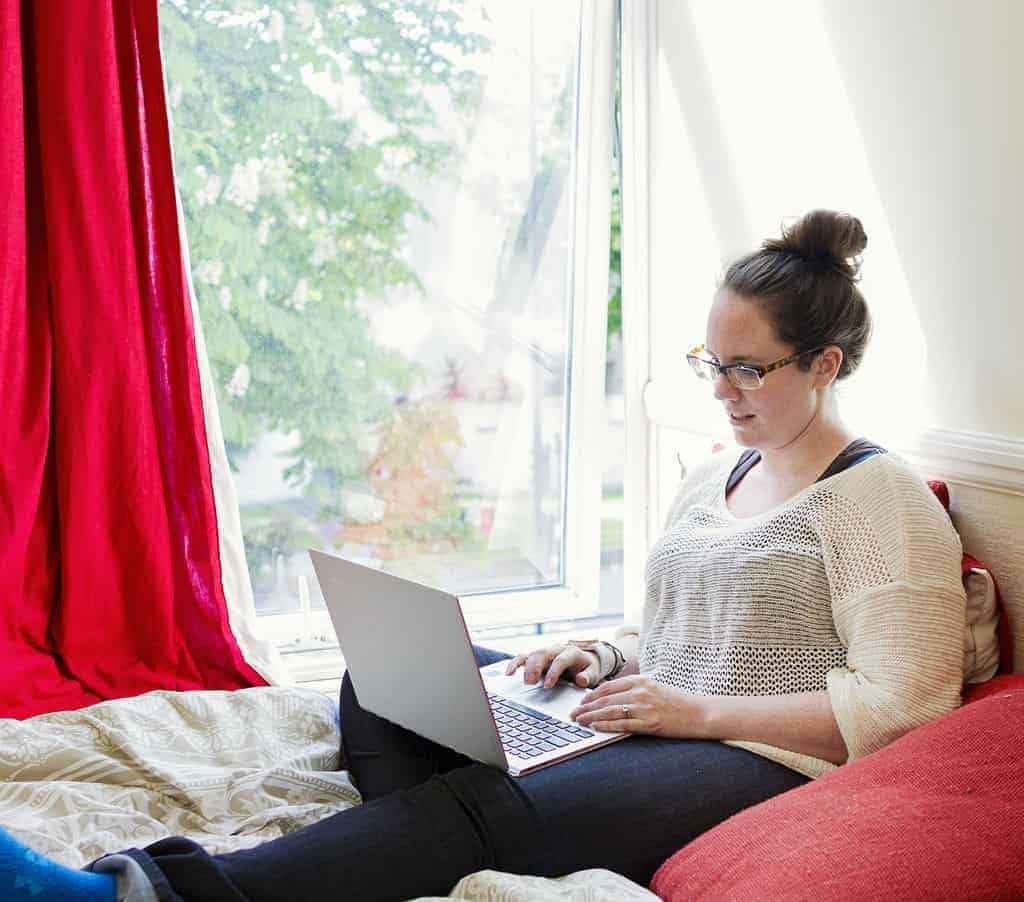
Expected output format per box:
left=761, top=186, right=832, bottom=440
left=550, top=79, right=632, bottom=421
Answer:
left=945, top=481, right=1024, bottom=675
left=896, top=430, right=1024, bottom=676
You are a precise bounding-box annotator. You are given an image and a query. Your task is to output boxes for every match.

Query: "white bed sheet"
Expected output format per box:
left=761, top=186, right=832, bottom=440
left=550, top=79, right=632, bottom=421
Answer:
left=0, top=686, right=654, bottom=901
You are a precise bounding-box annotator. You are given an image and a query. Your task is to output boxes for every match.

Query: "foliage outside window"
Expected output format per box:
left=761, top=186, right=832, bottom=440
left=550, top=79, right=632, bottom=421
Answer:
left=162, top=1, right=617, bottom=624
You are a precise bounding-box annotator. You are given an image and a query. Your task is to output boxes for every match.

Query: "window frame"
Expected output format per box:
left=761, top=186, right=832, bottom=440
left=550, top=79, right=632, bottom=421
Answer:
left=619, top=0, right=656, bottom=626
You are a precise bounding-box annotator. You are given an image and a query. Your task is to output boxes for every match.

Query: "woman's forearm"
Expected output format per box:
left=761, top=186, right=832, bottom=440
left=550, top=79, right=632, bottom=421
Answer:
left=696, top=689, right=848, bottom=765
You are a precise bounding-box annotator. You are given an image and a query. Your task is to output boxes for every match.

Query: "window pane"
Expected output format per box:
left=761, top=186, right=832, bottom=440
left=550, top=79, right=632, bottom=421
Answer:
left=161, top=1, right=584, bottom=613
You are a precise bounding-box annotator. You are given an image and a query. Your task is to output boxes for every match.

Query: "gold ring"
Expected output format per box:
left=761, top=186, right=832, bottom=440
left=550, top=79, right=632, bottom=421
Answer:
left=622, top=705, right=632, bottom=720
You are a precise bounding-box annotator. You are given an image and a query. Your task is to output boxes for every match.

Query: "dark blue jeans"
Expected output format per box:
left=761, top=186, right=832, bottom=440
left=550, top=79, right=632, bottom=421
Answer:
left=122, top=646, right=809, bottom=901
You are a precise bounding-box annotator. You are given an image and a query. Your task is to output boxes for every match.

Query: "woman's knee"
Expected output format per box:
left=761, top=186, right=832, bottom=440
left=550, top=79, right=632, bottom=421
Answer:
left=338, top=670, right=358, bottom=751
left=338, top=669, right=354, bottom=713
left=426, top=765, right=548, bottom=875
left=471, top=644, right=514, bottom=668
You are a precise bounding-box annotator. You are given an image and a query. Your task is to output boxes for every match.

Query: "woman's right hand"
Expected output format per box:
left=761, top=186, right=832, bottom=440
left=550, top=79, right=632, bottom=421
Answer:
left=504, top=644, right=601, bottom=689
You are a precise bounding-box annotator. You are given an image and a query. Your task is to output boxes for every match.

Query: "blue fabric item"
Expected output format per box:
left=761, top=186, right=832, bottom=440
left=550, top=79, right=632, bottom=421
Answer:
left=129, top=645, right=809, bottom=901
left=0, top=827, right=116, bottom=901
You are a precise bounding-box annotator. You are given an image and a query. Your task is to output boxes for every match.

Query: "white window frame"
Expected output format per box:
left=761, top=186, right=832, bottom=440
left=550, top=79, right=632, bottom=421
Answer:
left=619, top=0, right=656, bottom=626
left=176, top=2, right=620, bottom=651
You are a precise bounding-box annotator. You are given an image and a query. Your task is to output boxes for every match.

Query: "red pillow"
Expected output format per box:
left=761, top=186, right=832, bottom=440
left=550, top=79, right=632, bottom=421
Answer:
left=651, top=675, right=1024, bottom=901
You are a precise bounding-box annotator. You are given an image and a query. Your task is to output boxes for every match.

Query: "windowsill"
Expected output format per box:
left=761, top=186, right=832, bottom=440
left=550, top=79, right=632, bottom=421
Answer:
left=252, top=583, right=620, bottom=652
left=288, top=618, right=628, bottom=694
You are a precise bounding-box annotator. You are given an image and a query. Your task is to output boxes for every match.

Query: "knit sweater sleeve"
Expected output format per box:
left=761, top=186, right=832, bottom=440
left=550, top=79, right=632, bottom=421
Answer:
left=823, top=456, right=967, bottom=761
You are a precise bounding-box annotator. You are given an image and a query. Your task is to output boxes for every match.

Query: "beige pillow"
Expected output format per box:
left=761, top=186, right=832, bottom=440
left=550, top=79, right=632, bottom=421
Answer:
left=963, top=566, right=1000, bottom=683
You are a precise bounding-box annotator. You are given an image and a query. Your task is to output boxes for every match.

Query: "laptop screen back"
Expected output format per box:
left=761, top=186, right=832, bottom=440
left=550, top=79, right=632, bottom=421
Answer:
left=309, top=550, right=506, bottom=769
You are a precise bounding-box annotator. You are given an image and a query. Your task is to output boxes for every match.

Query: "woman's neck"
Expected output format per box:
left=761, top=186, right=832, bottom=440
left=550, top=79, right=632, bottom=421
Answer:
left=757, top=392, right=855, bottom=483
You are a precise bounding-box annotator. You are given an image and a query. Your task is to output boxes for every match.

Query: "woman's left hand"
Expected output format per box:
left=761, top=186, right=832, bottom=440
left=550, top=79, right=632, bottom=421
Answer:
left=569, top=675, right=708, bottom=738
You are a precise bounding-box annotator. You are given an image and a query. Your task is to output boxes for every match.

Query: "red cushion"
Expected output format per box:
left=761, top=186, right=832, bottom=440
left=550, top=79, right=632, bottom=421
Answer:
left=927, top=479, right=951, bottom=511
left=962, top=673, right=1024, bottom=705
left=651, top=675, right=1024, bottom=901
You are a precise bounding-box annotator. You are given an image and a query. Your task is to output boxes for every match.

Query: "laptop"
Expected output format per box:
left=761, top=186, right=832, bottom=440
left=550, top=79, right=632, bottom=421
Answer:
left=309, top=549, right=629, bottom=776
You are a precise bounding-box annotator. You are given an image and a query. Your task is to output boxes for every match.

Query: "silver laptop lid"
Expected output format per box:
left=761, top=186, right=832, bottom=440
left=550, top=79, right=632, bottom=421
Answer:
left=309, top=549, right=506, bottom=770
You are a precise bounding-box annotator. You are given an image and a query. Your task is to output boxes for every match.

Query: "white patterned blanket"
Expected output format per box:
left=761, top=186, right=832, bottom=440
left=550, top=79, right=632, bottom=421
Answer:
left=0, top=687, right=655, bottom=901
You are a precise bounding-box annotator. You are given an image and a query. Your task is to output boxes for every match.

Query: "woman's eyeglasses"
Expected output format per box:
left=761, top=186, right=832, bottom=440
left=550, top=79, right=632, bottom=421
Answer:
left=686, top=344, right=821, bottom=390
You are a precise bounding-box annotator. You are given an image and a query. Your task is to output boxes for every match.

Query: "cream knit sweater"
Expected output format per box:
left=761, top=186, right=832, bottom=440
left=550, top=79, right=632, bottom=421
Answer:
left=641, top=450, right=967, bottom=779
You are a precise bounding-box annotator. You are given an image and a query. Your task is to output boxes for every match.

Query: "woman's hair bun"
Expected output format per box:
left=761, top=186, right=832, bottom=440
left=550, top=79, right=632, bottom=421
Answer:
left=762, top=209, right=867, bottom=279
left=721, top=209, right=872, bottom=379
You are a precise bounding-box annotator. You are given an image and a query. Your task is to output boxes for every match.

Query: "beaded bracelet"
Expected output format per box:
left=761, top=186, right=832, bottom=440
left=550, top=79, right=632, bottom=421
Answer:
left=603, top=641, right=627, bottom=679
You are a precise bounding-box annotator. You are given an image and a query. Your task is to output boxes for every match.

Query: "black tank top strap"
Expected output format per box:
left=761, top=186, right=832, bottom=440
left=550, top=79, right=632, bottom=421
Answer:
left=725, top=449, right=761, bottom=497
left=725, top=439, right=887, bottom=498
left=816, top=438, right=887, bottom=483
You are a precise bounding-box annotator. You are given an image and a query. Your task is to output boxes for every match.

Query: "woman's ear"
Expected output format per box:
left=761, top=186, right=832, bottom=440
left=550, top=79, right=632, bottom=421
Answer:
left=814, top=346, right=843, bottom=388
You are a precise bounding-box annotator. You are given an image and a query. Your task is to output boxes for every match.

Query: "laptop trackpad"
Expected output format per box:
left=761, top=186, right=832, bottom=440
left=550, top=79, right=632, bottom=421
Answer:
left=480, top=663, right=591, bottom=724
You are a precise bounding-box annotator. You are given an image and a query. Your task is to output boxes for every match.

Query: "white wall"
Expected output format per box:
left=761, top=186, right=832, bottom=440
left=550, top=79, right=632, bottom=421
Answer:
left=815, top=0, right=1022, bottom=436
left=621, top=0, right=1024, bottom=621
left=646, top=0, right=1023, bottom=440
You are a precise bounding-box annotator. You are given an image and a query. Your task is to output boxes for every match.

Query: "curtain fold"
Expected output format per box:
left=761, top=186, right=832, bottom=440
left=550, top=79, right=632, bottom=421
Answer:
left=1, top=0, right=272, bottom=720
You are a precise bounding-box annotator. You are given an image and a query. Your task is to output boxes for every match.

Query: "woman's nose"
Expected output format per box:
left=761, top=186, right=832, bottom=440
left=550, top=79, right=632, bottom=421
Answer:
left=712, top=371, right=739, bottom=401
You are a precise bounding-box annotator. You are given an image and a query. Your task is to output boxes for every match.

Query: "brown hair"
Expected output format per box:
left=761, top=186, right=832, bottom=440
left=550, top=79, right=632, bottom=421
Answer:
left=720, top=209, right=871, bottom=380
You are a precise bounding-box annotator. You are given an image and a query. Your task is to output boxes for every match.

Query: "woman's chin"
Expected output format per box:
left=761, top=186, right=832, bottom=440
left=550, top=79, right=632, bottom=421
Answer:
left=728, top=417, right=758, bottom=443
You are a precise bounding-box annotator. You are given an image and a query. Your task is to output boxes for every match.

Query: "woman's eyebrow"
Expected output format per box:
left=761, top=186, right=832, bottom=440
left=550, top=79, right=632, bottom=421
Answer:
left=704, top=347, right=752, bottom=363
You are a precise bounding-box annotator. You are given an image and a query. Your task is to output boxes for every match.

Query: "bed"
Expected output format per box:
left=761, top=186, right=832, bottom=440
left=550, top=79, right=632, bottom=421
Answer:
left=2, top=471, right=1020, bottom=901
left=0, top=683, right=653, bottom=900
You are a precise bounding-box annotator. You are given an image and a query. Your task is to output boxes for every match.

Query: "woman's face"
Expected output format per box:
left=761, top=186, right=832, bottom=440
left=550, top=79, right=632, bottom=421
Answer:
left=704, top=288, right=825, bottom=450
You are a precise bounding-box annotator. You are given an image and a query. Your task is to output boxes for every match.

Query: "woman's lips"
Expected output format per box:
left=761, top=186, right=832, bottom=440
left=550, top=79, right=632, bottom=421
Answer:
left=728, top=412, right=755, bottom=423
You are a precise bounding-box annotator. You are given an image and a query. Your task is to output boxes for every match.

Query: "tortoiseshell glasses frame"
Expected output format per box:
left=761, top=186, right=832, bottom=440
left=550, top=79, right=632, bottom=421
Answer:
left=686, top=343, right=823, bottom=390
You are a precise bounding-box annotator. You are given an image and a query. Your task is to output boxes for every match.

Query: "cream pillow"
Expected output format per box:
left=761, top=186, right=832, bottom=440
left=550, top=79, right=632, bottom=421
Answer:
left=963, top=566, right=1000, bottom=683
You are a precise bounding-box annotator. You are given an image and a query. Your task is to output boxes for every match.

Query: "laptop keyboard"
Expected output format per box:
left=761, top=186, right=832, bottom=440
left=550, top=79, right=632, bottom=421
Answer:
left=487, top=693, right=596, bottom=759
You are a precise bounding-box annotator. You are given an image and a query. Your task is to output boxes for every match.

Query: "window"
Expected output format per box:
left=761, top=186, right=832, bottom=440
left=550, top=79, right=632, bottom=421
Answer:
left=161, top=1, right=619, bottom=645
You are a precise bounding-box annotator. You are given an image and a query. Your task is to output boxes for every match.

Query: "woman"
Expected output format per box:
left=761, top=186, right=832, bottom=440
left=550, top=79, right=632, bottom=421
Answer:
left=0, top=210, right=968, bottom=901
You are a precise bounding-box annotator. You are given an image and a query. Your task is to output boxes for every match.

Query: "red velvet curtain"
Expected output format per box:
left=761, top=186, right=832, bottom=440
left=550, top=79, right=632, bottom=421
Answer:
left=1, top=0, right=267, bottom=719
